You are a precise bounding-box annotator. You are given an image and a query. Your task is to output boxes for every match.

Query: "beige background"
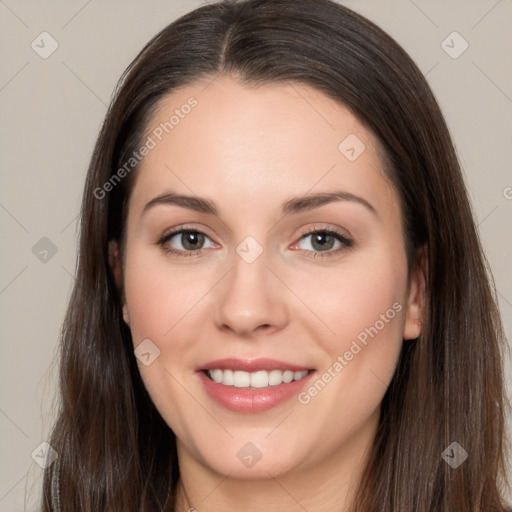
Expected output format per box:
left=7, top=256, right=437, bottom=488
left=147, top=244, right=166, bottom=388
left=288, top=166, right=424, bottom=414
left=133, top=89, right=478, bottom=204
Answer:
left=0, top=0, right=511, bottom=509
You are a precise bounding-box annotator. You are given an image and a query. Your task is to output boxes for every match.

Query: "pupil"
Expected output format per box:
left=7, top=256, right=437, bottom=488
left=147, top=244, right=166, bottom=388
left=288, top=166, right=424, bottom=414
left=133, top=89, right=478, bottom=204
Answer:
left=183, top=231, right=203, bottom=250
left=312, top=233, right=334, bottom=251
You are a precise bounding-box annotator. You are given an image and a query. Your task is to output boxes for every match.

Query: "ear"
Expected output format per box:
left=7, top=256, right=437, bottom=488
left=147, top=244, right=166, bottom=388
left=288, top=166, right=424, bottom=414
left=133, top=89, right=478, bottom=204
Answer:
left=402, top=245, right=427, bottom=340
left=108, top=240, right=130, bottom=326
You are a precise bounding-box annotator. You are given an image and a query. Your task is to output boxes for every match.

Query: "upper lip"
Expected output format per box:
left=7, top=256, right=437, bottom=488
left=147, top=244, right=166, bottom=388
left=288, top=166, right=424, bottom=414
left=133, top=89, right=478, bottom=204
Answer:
left=198, top=358, right=312, bottom=372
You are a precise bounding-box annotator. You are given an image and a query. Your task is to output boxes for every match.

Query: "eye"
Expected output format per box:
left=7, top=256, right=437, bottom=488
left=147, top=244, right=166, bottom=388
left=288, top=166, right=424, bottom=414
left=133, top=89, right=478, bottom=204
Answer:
left=293, top=227, right=353, bottom=257
left=158, top=228, right=216, bottom=257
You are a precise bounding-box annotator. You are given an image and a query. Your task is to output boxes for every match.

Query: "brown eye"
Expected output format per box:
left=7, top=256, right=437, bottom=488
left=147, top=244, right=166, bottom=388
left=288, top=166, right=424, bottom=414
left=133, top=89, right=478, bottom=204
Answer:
left=179, top=230, right=205, bottom=250
left=296, top=229, right=352, bottom=254
left=310, top=232, right=337, bottom=251
left=158, top=229, right=216, bottom=256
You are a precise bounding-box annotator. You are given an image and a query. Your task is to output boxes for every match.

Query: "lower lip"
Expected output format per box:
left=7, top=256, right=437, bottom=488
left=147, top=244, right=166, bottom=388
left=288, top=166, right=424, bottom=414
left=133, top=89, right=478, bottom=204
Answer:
left=198, top=371, right=315, bottom=413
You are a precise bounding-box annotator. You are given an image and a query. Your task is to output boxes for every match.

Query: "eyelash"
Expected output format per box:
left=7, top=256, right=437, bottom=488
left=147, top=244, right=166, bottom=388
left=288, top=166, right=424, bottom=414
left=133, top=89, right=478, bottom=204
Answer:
left=156, top=224, right=353, bottom=259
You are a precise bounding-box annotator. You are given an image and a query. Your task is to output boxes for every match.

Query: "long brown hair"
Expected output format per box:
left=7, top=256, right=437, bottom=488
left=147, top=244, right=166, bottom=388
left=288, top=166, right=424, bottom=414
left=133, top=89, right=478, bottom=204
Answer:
left=41, top=0, right=510, bottom=510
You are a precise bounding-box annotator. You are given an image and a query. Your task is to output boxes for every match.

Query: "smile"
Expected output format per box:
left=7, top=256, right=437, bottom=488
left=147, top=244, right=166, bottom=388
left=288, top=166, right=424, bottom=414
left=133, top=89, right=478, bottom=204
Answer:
left=206, top=369, right=310, bottom=388
left=198, top=358, right=315, bottom=413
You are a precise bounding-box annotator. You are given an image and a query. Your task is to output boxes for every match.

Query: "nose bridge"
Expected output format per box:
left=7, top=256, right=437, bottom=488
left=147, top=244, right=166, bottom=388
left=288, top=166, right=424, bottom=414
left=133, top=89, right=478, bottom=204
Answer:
left=214, top=235, right=287, bottom=335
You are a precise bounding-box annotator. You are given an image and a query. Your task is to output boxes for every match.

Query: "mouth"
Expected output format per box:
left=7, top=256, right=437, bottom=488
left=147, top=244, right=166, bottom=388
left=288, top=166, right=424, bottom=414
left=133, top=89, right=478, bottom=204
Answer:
left=204, top=368, right=311, bottom=388
left=197, top=357, right=316, bottom=413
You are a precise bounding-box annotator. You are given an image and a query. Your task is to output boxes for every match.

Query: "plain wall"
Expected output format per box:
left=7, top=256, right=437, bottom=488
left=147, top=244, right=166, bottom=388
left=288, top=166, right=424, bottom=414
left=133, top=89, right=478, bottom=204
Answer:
left=0, top=0, right=510, bottom=509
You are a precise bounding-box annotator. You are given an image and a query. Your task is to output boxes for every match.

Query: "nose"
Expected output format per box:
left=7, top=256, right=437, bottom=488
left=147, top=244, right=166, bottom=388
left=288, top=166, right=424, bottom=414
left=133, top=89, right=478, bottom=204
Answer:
left=214, top=246, right=289, bottom=338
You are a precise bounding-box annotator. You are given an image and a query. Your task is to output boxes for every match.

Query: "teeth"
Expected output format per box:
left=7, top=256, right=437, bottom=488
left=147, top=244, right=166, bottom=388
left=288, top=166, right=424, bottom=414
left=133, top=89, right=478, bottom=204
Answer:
left=222, top=369, right=234, bottom=386
left=233, top=370, right=250, bottom=388
left=250, top=370, right=268, bottom=388
left=206, top=369, right=309, bottom=388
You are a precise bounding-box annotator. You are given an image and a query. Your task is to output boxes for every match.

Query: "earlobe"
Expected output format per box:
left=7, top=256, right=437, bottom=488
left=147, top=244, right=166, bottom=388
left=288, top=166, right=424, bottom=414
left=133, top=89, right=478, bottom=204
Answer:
left=122, top=305, right=130, bottom=326
left=108, top=240, right=130, bottom=326
left=403, top=245, right=427, bottom=340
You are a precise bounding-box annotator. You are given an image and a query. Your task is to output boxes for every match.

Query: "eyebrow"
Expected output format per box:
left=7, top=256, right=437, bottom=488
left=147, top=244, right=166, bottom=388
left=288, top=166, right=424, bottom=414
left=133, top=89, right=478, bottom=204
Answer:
left=142, top=190, right=378, bottom=217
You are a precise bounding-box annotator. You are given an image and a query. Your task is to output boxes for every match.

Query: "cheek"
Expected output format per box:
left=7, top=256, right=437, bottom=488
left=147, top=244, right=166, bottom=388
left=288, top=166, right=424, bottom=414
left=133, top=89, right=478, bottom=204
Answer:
left=294, top=248, right=407, bottom=353
left=122, top=250, right=208, bottom=439
left=123, top=249, right=207, bottom=341
left=293, top=248, right=407, bottom=432
left=293, top=247, right=407, bottom=408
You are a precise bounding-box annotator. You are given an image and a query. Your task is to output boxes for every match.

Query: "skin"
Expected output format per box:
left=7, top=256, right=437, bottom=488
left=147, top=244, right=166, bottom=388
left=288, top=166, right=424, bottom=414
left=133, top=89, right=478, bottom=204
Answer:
left=110, top=76, right=425, bottom=512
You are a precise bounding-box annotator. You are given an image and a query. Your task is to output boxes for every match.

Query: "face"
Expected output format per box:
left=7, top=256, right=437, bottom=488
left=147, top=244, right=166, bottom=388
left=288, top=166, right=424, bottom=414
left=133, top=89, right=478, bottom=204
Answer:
left=111, top=76, right=424, bottom=481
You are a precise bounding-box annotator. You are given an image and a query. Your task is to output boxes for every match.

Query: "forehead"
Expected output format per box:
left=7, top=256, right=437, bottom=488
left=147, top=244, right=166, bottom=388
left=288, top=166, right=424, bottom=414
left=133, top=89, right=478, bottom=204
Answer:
left=128, top=76, right=398, bottom=221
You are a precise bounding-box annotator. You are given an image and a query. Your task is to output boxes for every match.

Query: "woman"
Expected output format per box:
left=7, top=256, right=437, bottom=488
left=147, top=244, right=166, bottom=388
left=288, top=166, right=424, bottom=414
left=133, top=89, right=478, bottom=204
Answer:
left=41, top=0, right=510, bottom=510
